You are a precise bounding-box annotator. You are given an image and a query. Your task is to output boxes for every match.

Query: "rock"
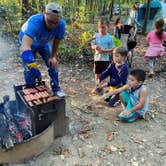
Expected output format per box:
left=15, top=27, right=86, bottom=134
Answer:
left=131, top=161, right=139, bottom=166
left=77, top=147, right=86, bottom=158
left=53, top=145, right=62, bottom=155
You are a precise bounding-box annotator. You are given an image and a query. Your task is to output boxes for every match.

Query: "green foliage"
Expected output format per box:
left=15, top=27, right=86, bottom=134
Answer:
left=0, top=0, right=22, bottom=35
left=58, top=24, right=96, bottom=62
left=0, top=0, right=148, bottom=62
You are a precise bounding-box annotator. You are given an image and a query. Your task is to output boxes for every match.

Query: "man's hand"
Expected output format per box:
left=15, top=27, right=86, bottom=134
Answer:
left=27, top=62, right=38, bottom=68
left=22, top=50, right=42, bottom=83
left=49, top=57, right=57, bottom=68
left=28, top=67, right=42, bottom=82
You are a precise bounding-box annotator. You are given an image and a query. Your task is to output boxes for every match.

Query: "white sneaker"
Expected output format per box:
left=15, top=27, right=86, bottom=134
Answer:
left=56, top=90, right=65, bottom=98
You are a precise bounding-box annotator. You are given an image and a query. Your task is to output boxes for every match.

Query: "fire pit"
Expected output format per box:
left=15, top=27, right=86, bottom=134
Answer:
left=14, top=81, right=68, bottom=137
left=0, top=82, right=69, bottom=164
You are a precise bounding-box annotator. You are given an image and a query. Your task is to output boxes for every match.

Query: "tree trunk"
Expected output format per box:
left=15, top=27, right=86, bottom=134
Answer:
left=109, top=0, right=114, bottom=20
left=22, top=0, right=29, bottom=16
left=142, top=0, right=151, bottom=35
left=118, top=0, right=121, bottom=16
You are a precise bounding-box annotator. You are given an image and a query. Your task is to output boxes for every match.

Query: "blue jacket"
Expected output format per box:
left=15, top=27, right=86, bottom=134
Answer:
left=99, top=63, right=128, bottom=87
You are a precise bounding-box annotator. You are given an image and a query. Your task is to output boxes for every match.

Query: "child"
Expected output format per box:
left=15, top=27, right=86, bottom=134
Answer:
left=91, top=16, right=115, bottom=90
left=128, top=2, right=139, bottom=28
left=144, top=18, right=166, bottom=76
left=102, top=69, right=149, bottom=122
left=127, top=26, right=137, bottom=67
left=114, top=17, right=123, bottom=39
left=98, top=47, right=128, bottom=107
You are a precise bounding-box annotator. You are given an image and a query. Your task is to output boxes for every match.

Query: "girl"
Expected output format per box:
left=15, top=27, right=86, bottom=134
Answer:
left=114, top=17, right=123, bottom=39
left=144, top=18, right=166, bottom=76
left=128, top=2, right=139, bottom=27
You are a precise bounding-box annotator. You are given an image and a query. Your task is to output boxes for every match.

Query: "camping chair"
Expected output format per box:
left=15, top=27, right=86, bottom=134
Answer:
left=127, top=40, right=137, bottom=67
left=126, top=25, right=137, bottom=67
left=163, top=40, right=166, bottom=51
left=163, top=27, right=166, bottom=51
left=133, top=19, right=143, bottom=34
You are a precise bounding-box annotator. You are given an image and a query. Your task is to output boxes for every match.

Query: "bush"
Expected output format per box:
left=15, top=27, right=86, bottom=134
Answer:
left=58, top=24, right=96, bottom=63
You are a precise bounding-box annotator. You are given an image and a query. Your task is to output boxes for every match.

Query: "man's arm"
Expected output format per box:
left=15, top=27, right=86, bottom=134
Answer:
left=21, top=35, right=32, bottom=51
left=49, top=38, right=62, bottom=67
left=51, top=38, right=61, bottom=58
left=21, top=34, right=35, bottom=65
left=21, top=34, right=42, bottom=82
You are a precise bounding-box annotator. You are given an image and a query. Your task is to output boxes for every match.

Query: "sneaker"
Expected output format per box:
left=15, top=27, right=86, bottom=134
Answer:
left=104, top=95, right=110, bottom=102
left=55, top=90, right=65, bottom=98
left=142, top=112, right=152, bottom=121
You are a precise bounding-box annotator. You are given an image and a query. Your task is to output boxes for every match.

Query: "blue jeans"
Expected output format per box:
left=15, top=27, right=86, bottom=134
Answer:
left=22, top=43, right=60, bottom=93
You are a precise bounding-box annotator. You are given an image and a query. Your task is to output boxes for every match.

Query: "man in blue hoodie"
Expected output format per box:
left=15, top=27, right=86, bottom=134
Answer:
left=19, top=2, right=66, bottom=98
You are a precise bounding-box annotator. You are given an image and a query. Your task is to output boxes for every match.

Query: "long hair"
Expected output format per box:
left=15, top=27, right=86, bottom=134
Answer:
left=115, top=17, right=121, bottom=26
left=132, top=2, right=139, bottom=10
left=155, top=18, right=164, bottom=39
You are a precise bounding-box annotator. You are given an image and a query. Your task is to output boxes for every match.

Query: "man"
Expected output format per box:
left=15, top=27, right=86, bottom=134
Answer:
left=19, top=2, right=66, bottom=98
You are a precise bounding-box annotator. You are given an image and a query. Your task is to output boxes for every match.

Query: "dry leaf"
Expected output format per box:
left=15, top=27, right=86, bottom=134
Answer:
left=118, top=144, right=126, bottom=152
left=107, top=133, right=114, bottom=142
left=18, top=69, right=23, bottom=73
left=107, top=145, right=117, bottom=152
left=61, top=148, right=70, bottom=158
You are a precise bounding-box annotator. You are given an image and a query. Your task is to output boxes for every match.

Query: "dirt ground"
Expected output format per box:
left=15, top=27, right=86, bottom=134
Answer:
left=0, top=35, right=166, bottom=166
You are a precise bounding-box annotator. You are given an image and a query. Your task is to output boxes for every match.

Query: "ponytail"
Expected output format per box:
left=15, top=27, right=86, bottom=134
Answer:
left=156, top=29, right=164, bottom=39
left=155, top=18, right=164, bottom=39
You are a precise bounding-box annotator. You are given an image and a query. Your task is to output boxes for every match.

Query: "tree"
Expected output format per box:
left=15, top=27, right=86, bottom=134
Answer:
left=109, top=0, right=114, bottom=20
left=142, top=0, right=151, bottom=35
left=22, top=0, right=29, bottom=16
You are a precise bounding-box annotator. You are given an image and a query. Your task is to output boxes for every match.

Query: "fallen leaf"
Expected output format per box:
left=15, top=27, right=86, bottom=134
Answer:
left=131, top=161, right=138, bottom=166
left=107, top=145, right=117, bottom=152
left=18, top=69, right=23, bottom=73
left=118, top=144, right=126, bottom=152
left=61, top=148, right=70, bottom=158
left=107, top=133, right=114, bottom=142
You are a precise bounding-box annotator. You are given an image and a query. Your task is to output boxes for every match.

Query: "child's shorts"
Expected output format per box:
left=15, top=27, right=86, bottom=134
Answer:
left=94, top=61, right=110, bottom=74
left=118, top=90, right=141, bottom=122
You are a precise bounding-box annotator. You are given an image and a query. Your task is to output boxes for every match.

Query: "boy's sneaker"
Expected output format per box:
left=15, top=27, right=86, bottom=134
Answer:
left=55, top=90, right=65, bottom=98
left=104, top=95, right=110, bottom=102
left=142, top=112, right=152, bottom=121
